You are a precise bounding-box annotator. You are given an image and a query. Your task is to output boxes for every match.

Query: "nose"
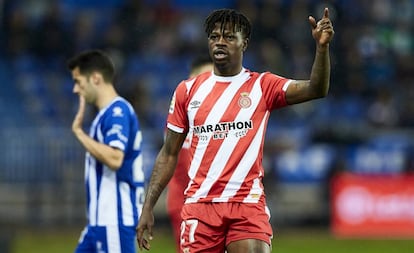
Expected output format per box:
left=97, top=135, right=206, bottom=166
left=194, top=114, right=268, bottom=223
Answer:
left=217, top=35, right=226, bottom=44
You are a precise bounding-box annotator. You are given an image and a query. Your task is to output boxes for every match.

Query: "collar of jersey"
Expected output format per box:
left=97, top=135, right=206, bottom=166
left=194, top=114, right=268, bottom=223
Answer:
left=212, top=67, right=246, bottom=82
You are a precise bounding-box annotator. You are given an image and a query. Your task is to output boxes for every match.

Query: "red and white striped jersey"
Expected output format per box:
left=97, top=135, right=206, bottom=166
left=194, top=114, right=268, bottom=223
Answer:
left=167, top=68, right=292, bottom=205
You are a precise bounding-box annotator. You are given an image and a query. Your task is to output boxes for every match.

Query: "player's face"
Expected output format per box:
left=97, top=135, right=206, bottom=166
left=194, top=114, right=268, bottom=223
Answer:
left=208, top=22, right=248, bottom=75
left=71, top=67, right=97, bottom=104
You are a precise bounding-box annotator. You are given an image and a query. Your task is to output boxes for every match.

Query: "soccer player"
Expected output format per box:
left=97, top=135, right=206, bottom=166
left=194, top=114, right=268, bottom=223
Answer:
left=68, top=49, right=145, bottom=253
left=165, top=55, right=213, bottom=253
left=137, top=7, right=334, bottom=253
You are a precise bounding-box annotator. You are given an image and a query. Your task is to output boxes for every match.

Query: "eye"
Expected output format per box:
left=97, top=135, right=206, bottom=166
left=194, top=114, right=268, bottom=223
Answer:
left=225, top=35, right=235, bottom=41
left=209, top=34, right=218, bottom=41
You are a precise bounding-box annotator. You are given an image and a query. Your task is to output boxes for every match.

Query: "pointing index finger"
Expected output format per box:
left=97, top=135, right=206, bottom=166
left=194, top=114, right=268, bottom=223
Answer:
left=324, top=7, right=329, bottom=18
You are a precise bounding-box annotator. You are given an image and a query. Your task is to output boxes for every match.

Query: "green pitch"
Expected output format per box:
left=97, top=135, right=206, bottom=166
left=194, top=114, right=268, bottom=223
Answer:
left=9, top=226, right=414, bottom=253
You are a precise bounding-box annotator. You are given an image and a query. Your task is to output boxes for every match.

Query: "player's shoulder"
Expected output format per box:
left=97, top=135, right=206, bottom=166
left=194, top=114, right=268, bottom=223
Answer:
left=244, top=68, right=260, bottom=77
left=178, top=70, right=212, bottom=91
left=107, top=97, right=135, bottom=116
left=243, top=68, right=270, bottom=82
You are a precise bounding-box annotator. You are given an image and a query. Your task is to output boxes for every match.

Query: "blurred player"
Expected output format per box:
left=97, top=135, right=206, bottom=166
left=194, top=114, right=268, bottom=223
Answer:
left=165, top=55, right=213, bottom=253
left=68, top=49, right=145, bottom=253
left=137, top=7, right=334, bottom=253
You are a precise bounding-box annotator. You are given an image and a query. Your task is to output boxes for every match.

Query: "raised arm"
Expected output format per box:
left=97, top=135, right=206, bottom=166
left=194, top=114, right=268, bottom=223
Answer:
left=136, top=128, right=186, bottom=250
left=285, top=7, right=334, bottom=105
left=72, top=95, right=125, bottom=170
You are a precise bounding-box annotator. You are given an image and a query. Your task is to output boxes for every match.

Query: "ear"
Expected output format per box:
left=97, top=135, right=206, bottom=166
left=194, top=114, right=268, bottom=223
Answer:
left=242, top=38, right=249, bottom=51
left=90, top=72, right=101, bottom=85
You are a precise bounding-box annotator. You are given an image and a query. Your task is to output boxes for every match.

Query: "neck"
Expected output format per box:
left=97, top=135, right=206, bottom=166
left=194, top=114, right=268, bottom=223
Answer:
left=96, top=86, right=118, bottom=110
left=213, top=57, right=243, bottom=76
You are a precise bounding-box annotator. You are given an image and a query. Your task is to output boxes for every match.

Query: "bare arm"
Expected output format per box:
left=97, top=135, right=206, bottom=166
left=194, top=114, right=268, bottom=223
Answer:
left=72, top=96, right=124, bottom=170
left=137, top=128, right=186, bottom=250
left=73, top=130, right=124, bottom=170
left=141, top=129, right=186, bottom=210
left=285, top=7, right=334, bottom=105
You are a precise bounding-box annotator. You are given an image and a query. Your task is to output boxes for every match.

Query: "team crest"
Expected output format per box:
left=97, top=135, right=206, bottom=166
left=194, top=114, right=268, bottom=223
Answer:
left=238, top=92, right=251, bottom=109
left=112, top=106, right=123, bottom=117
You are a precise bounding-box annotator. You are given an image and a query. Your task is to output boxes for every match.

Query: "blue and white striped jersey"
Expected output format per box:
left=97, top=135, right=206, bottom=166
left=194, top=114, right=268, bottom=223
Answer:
left=84, top=97, right=144, bottom=226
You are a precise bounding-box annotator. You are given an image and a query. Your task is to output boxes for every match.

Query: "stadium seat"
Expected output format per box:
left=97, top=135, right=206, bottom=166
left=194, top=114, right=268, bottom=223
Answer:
left=345, top=143, right=408, bottom=175
left=274, top=144, right=336, bottom=183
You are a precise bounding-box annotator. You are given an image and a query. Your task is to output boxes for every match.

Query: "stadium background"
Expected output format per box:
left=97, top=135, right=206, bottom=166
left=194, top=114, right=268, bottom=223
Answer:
left=1, top=0, right=414, bottom=252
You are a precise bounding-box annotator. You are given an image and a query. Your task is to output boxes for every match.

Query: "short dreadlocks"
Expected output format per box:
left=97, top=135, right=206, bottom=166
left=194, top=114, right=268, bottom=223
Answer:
left=204, top=9, right=252, bottom=40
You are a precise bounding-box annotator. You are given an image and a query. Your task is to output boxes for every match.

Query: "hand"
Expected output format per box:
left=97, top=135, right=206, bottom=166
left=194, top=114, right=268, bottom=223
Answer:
left=136, top=209, right=154, bottom=251
left=309, top=7, right=334, bottom=47
left=72, top=95, right=85, bottom=135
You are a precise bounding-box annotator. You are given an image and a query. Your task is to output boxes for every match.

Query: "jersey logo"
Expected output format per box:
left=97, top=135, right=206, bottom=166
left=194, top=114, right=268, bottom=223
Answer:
left=112, top=106, right=123, bottom=117
left=194, top=120, right=253, bottom=140
left=190, top=100, right=201, bottom=109
left=238, top=92, right=252, bottom=109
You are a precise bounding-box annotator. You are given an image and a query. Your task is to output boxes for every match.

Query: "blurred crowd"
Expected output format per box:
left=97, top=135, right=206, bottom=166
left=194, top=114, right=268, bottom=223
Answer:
left=1, top=0, right=414, bottom=180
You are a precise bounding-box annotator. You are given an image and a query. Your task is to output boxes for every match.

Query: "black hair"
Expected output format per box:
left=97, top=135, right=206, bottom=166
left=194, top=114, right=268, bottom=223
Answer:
left=67, top=49, right=115, bottom=83
left=204, top=9, right=251, bottom=40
